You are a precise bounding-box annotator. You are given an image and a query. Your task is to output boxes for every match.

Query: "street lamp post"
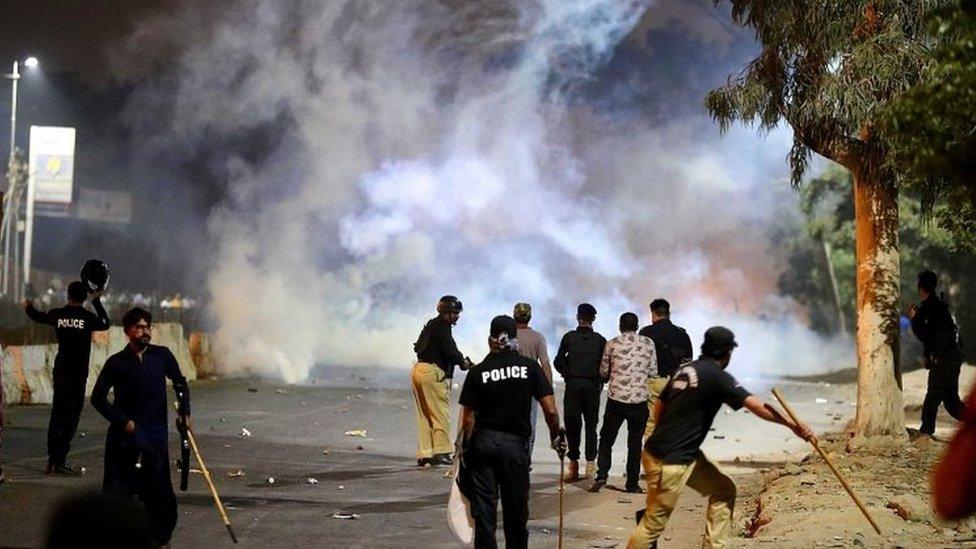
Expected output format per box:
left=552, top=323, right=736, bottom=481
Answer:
left=2, top=56, right=38, bottom=300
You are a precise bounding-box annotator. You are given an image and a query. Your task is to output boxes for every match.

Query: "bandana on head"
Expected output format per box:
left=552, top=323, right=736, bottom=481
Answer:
left=490, top=332, right=519, bottom=352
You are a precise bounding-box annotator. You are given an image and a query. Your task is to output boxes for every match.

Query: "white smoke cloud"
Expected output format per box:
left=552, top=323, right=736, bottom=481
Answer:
left=114, top=0, right=852, bottom=383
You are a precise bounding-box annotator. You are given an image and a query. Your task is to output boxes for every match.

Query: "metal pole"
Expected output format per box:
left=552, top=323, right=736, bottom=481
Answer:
left=2, top=61, right=19, bottom=297
left=23, top=148, right=34, bottom=294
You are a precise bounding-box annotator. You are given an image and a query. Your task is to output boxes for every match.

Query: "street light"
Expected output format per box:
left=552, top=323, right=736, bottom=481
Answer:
left=2, top=55, right=40, bottom=299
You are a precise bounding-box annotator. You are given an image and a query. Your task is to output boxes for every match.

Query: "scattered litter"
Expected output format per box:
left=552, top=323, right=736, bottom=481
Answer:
left=220, top=417, right=227, bottom=422
left=228, top=469, right=245, bottom=478
left=247, top=387, right=258, bottom=393
left=815, top=398, right=828, bottom=404
left=80, top=466, right=87, bottom=475
left=267, top=477, right=276, bottom=484
left=834, top=400, right=845, bottom=405
left=223, top=444, right=232, bottom=449
left=344, top=429, right=368, bottom=437
left=307, top=477, right=319, bottom=484
left=322, top=449, right=330, bottom=455
left=276, top=388, right=289, bottom=395
left=331, top=511, right=359, bottom=520
left=356, top=445, right=365, bottom=451
left=338, top=485, right=345, bottom=490
left=241, top=427, right=252, bottom=438
left=713, top=435, right=726, bottom=440
left=355, top=394, right=364, bottom=399
left=191, top=468, right=203, bottom=474
left=301, top=401, right=307, bottom=406
left=79, top=432, right=87, bottom=438
left=542, top=528, right=552, bottom=535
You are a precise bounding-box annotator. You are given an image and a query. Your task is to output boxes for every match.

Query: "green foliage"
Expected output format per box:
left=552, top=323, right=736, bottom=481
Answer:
left=706, top=1, right=947, bottom=186
left=777, top=165, right=976, bottom=362
left=883, top=0, right=976, bottom=249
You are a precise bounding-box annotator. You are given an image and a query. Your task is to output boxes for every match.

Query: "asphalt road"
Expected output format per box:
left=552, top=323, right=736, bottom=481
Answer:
left=0, top=374, right=852, bottom=548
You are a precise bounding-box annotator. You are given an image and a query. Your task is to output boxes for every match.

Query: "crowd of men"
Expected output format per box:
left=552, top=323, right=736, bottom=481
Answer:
left=411, top=268, right=968, bottom=548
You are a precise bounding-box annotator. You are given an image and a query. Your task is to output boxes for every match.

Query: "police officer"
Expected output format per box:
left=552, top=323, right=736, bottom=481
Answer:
left=628, top=327, right=813, bottom=549
left=553, top=303, right=606, bottom=481
left=24, top=280, right=111, bottom=475
left=412, top=295, right=470, bottom=466
left=458, top=315, right=565, bottom=549
left=907, top=270, right=966, bottom=435
left=638, top=299, right=692, bottom=439
left=90, top=307, right=190, bottom=547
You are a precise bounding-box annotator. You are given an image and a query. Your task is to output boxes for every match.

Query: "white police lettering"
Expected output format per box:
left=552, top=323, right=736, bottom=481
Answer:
left=670, top=365, right=699, bottom=391
left=481, top=365, right=529, bottom=384
left=57, top=318, right=85, bottom=330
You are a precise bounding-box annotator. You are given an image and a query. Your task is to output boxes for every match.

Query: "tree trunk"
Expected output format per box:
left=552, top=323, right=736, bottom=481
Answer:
left=850, top=168, right=906, bottom=442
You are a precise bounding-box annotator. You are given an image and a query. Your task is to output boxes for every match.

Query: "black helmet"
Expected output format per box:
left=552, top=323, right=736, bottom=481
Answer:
left=80, top=259, right=110, bottom=293
left=437, top=295, right=463, bottom=314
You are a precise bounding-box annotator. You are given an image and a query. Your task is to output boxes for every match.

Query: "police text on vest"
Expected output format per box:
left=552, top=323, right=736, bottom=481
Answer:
left=482, top=366, right=528, bottom=384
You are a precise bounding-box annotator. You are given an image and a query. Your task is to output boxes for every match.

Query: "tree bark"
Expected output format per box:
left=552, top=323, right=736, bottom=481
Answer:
left=850, top=167, right=906, bottom=442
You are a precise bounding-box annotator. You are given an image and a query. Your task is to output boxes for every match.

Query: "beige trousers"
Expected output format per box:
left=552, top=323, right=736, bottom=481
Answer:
left=411, top=362, right=453, bottom=459
left=627, top=450, right=736, bottom=549
left=644, top=376, right=670, bottom=439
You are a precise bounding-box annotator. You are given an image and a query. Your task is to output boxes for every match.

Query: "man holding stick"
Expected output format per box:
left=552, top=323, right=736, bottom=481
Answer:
left=628, top=326, right=813, bottom=549
left=91, top=307, right=190, bottom=547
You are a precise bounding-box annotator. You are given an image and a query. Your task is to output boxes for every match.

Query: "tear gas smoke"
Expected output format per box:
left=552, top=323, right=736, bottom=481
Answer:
left=114, top=0, right=852, bottom=383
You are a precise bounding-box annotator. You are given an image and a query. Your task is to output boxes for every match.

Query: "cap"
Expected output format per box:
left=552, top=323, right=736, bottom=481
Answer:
left=577, top=303, right=597, bottom=318
left=490, top=315, right=518, bottom=340
left=702, top=326, right=738, bottom=353
left=514, top=302, right=532, bottom=320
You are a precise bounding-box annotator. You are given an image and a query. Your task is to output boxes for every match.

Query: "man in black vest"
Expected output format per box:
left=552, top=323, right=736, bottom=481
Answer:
left=25, top=281, right=111, bottom=475
left=554, top=303, right=606, bottom=481
left=639, top=299, right=692, bottom=439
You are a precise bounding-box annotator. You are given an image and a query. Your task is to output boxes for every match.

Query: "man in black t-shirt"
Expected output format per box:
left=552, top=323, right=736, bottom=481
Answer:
left=638, top=298, right=693, bottom=439
left=25, top=281, right=111, bottom=475
left=628, top=327, right=814, bottom=549
left=459, top=315, right=565, bottom=549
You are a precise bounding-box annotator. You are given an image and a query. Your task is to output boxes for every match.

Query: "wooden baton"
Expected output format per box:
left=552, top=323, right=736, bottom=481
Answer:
left=771, top=388, right=882, bottom=536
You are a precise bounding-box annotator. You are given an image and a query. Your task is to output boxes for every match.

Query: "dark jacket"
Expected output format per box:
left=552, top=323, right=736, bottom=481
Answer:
left=553, top=326, right=607, bottom=380
left=639, top=319, right=693, bottom=378
left=91, top=344, right=190, bottom=431
left=414, top=316, right=466, bottom=379
left=25, top=299, right=111, bottom=376
left=911, top=295, right=963, bottom=365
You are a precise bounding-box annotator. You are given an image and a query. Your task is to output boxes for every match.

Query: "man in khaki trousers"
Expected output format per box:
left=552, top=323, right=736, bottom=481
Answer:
left=628, top=327, right=814, bottom=548
left=411, top=296, right=469, bottom=467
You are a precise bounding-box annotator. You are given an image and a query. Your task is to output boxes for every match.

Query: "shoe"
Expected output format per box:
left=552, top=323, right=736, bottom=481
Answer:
left=584, top=460, right=596, bottom=479
left=417, top=458, right=432, bottom=467
left=47, top=463, right=83, bottom=476
left=563, top=460, right=579, bottom=482
left=626, top=485, right=644, bottom=494
left=430, top=453, right=453, bottom=466
left=635, top=508, right=646, bottom=524
left=587, top=478, right=606, bottom=493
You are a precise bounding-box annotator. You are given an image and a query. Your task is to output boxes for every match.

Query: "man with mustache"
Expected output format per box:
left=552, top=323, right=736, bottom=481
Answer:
left=91, top=307, right=190, bottom=547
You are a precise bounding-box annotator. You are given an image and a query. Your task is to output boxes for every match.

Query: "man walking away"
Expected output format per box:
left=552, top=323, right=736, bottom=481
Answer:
left=590, top=312, right=655, bottom=493
left=25, top=281, right=111, bottom=475
left=412, top=295, right=469, bottom=467
left=554, top=303, right=606, bottom=481
left=908, top=270, right=966, bottom=436
left=90, top=307, right=190, bottom=547
left=638, top=299, right=692, bottom=439
left=513, top=302, right=552, bottom=460
left=459, top=315, right=565, bottom=549
left=628, top=327, right=813, bottom=549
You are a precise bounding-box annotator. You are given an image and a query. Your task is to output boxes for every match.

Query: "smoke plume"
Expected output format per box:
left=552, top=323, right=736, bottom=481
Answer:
left=112, top=0, right=852, bottom=383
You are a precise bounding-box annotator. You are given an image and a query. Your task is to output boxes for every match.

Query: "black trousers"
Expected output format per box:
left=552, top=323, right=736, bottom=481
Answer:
left=47, top=369, right=87, bottom=466
left=920, top=361, right=965, bottom=434
left=595, top=398, right=648, bottom=489
left=466, top=429, right=531, bottom=549
left=564, top=378, right=601, bottom=461
left=103, top=424, right=177, bottom=545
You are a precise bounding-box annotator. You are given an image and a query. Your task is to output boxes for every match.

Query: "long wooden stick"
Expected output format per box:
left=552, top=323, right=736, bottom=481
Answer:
left=174, top=403, right=238, bottom=543
left=558, top=456, right=564, bottom=549
left=771, top=388, right=883, bottom=536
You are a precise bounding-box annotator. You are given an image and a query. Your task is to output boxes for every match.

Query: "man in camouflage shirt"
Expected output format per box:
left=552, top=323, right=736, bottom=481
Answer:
left=590, top=312, right=656, bottom=493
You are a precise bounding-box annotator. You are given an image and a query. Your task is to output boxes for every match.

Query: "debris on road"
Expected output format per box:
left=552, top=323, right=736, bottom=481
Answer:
left=307, top=477, right=319, bottom=484
left=331, top=511, right=359, bottom=520
left=815, top=398, right=828, bottom=404
left=267, top=477, right=276, bottom=484
left=247, top=387, right=258, bottom=393
left=228, top=469, right=246, bottom=478
left=241, top=427, right=252, bottom=438
left=344, top=429, right=368, bottom=437
left=276, top=388, right=289, bottom=395
left=322, top=449, right=330, bottom=455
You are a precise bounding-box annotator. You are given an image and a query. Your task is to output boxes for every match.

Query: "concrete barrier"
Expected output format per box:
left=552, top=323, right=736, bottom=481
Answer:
left=1, top=323, right=197, bottom=405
